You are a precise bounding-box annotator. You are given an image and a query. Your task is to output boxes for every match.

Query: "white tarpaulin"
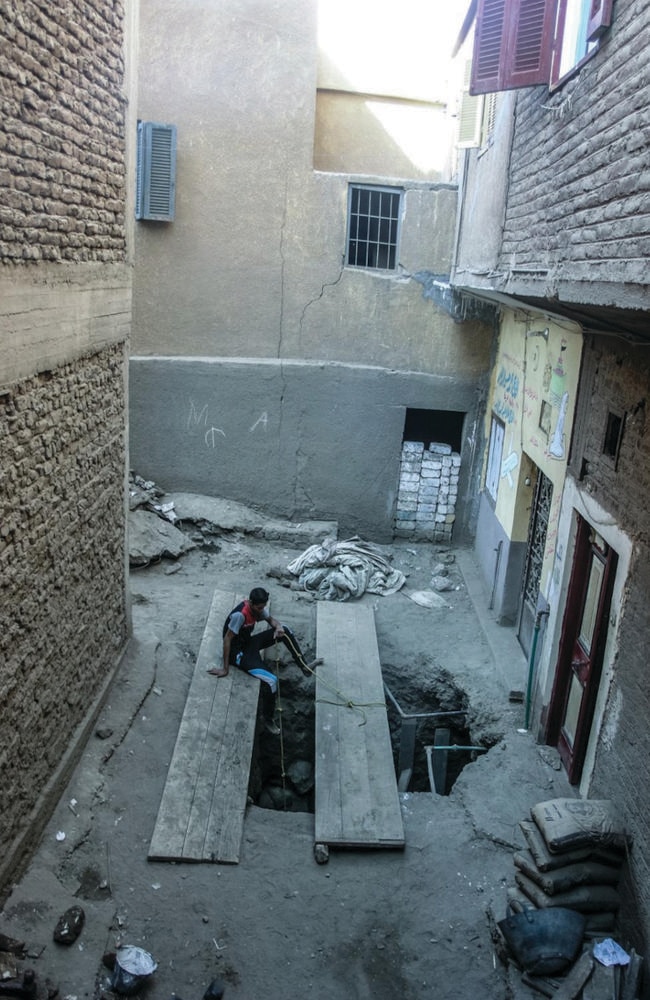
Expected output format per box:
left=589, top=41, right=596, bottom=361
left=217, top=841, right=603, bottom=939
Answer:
left=286, top=537, right=406, bottom=601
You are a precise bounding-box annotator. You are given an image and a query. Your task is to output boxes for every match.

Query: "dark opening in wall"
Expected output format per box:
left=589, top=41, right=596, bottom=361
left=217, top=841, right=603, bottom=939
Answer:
left=603, top=410, right=624, bottom=463
left=403, top=408, right=465, bottom=452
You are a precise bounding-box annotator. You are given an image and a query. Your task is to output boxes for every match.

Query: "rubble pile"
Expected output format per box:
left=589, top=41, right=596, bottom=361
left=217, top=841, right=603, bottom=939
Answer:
left=493, top=798, right=644, bottom=998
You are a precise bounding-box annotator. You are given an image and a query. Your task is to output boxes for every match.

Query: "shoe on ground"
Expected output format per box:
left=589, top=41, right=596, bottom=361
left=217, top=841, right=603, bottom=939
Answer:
left=264, top=719, right=281, bottom=736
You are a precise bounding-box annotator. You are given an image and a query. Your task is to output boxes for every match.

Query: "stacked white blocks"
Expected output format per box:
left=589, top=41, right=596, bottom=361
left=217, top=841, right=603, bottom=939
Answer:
left=394, top=441, right=460, bottom=541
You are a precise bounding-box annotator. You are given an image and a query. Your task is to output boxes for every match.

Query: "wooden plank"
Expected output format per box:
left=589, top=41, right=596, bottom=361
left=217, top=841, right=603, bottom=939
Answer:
left=315, top=601, right=404, bottom=848
left=148, top=589, right=260, bottom=864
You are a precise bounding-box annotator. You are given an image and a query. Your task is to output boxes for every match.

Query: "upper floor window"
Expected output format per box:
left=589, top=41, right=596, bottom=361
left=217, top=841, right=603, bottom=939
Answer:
left=468, top=0, right=614, bottom=95
left=346, top=185, right=402, bottom=270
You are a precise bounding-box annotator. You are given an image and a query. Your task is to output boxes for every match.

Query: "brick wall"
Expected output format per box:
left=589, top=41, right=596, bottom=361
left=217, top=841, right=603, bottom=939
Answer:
left=571, top=338, right=650, bottom=954
left=0, top=0, right=130, bottom=887
left=0, top=344, right=128, bottom=857
left=499, top=0, right=648, bottom=289
left=0, top=0, right=126, bottom=264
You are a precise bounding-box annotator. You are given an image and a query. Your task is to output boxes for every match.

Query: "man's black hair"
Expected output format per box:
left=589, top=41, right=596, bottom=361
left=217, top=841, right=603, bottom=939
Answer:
left=249, top=587, right=269, bottom=605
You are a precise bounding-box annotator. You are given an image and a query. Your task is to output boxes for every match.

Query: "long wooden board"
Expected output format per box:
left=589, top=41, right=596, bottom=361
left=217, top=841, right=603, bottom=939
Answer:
left=315, top=601, right=405, bottom=848
left=148, top=590, right=260, bottom=863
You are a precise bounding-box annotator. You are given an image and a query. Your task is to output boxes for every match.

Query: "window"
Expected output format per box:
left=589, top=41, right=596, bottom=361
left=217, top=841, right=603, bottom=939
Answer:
left=347, top=185, right=401, bottom=270
left=469, top=0, right=614, bottom=95
left=458, top=59, right=499, bottom=149
left=602, top=409, right=625, bottom=463
left=485, top=415, right=505, bottom=501
left=136, top=122, right=177, bottom=222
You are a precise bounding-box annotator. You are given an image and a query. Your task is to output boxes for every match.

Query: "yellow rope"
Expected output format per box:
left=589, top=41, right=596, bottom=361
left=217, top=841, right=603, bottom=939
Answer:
left=272, top=646, right=288, bottom=807
left=282, top=631, right=385, bottom=726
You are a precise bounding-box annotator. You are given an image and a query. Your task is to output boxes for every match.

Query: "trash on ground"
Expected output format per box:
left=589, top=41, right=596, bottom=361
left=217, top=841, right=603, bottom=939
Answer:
left=286, top=537, right=405, bottom=601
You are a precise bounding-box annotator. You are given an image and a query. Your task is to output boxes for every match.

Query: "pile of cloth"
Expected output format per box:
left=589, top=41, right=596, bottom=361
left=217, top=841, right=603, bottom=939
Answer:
left=286, top=537, right=405, bottom=601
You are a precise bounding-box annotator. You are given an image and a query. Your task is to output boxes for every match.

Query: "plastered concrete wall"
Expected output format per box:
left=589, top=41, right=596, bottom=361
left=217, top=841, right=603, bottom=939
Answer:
left=132, top=0, right=492, bottom=534
left=1, top=0, right=133, bottom=890
left=132, top=0, right=476, bottom=369
left=129, top=357, right=486, bottom=543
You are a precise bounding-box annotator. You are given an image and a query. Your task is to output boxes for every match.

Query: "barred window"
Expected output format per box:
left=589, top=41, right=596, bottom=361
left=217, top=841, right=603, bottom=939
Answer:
left=346, top=185, right=401, bottom=270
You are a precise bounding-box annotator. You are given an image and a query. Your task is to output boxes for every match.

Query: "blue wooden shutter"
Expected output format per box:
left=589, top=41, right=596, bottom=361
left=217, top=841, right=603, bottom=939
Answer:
left=136, top=122, right=177, bottom=221
left=470, top=0, right=558, bottom=94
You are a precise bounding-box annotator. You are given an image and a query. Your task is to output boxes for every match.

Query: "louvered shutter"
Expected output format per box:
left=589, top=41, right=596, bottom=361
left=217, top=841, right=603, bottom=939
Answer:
left=587, top=0, right=614, bottom=39
left=470, top=0, right=558, bottom=95
left=458, top=60, right=484, bottom=147
left=135, top=122, right=177, bottom=222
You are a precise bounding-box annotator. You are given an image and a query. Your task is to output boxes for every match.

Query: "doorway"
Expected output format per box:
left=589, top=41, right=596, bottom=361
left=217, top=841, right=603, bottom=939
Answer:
left=546, top=515, right=617, bottom=784
left=517, top=468, right=553, bottom=658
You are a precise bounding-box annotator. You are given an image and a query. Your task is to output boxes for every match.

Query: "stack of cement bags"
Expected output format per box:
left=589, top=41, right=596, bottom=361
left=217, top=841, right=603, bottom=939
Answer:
left=507, top=798, right=630, bottom=934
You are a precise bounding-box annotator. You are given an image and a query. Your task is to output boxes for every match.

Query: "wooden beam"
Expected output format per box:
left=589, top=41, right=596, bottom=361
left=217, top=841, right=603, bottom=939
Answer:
left=148, top=589, right=259, bottom=864
left=315, top=602, right=404, bottom=848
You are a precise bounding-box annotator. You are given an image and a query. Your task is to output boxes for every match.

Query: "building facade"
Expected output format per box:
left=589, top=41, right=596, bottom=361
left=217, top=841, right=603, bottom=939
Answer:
left=129, top=0, right=495, bottom=542
left=452, top=0, right=650, bottom=953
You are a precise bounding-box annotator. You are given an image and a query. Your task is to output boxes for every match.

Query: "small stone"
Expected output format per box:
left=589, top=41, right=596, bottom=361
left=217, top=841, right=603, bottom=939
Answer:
left=314, top=843, right=329, bottom=865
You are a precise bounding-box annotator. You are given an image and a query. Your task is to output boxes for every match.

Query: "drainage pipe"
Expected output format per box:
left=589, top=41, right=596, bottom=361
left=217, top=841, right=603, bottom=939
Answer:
left=524, top=609, right=549, bottom=730
left=384, top=683, right=466, bottom=721
left=424, top=744, right=487, bottom=795
left=489, top=540, right=503, bottom=611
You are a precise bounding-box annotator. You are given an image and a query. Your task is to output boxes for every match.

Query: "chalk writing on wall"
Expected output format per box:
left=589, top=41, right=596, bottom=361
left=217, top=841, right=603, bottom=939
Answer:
left=187, top=398, right=208, bottom=430
left=205, top=427, right=226, bottom=448
left=249, top=412, right=268, bottom=432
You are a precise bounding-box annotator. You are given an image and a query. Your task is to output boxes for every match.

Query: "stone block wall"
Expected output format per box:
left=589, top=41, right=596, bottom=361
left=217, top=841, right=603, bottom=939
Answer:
left=394, top=441, right=460, bottom=541
left=0, top=344, right=128, bottom=860
left=0, top=0, right=126, bottom=264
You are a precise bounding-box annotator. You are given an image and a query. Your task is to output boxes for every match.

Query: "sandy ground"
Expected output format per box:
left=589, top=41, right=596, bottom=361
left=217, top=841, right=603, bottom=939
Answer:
left=0, top=509, right=574, bottom=1000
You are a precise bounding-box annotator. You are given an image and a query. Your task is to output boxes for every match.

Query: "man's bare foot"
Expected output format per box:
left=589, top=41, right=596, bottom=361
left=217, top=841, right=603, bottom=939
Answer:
left=207, top=667, right=227, bottom=677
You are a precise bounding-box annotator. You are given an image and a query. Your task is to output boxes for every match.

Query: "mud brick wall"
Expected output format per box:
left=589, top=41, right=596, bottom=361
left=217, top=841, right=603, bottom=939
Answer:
left=0, top=344, right=128, bottom=856
left=499, top=0, right=649, bottom=288
left=570, top=338, right=650, bottom=954
left=0, top=0, right=126, bottom=264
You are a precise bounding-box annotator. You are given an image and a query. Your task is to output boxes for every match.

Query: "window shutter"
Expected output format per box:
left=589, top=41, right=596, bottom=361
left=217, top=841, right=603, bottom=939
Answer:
left=136, top=122, right=177, bottom=222
left=587, top=0, right=614, bottom=40
left=458, top=60, right=484, bottom=147
left=470, top=0, right=558, bottom=95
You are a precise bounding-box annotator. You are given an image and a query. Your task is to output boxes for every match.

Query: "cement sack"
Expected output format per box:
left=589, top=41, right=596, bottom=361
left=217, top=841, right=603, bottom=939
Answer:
left=531, top=799, right=629, bottom=854
left=515, top=871, right=621, bottom=913
left=513, top=849, right=621, bottom=895
left=519, top=820, right=623, bottom=872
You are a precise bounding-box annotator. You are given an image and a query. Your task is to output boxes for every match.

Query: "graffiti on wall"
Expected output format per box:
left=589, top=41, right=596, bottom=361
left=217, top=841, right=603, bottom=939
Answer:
left=187, top=399, right=269, bottom=448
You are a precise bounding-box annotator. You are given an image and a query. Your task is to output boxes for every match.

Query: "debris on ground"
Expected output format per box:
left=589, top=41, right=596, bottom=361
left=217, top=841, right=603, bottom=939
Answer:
left=494, top=798, right=643, bottom=998
left=285, top=536, right=405, bottom=600
left=52, top=906, right=84, bottom=945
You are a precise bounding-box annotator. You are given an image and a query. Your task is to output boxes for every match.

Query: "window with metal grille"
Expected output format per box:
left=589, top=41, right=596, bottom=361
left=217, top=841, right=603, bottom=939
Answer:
left=346, top=185, right=401, bottom=270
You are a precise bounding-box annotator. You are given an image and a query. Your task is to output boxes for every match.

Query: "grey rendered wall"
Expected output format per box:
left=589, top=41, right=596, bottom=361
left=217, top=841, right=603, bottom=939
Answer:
left=474, top=492, right=526, bottom=625
left=129, top=357, right=486, bottom=543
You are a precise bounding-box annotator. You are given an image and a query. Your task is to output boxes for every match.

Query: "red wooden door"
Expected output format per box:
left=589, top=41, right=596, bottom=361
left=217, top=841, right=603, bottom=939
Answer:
left=547, top=516, right=617, bottom=784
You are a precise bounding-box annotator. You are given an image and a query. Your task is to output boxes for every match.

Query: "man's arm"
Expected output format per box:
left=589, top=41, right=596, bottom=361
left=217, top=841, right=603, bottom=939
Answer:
left=207, top=628, right=234, bottom=677
left=268, top=615, right=285, bottom=638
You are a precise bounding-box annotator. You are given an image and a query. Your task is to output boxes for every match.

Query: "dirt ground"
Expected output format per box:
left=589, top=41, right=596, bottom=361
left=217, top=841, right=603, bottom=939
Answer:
left=0, top=503, right=575, bottom=1000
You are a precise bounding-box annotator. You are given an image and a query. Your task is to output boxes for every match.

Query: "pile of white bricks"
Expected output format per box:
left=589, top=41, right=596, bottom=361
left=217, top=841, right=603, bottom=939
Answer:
left=393, top=441, right=460, bottom=541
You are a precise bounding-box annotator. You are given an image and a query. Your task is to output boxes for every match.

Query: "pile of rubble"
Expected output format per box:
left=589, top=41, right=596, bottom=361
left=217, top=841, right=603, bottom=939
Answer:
left=491, top=798, right=643, bottom=998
